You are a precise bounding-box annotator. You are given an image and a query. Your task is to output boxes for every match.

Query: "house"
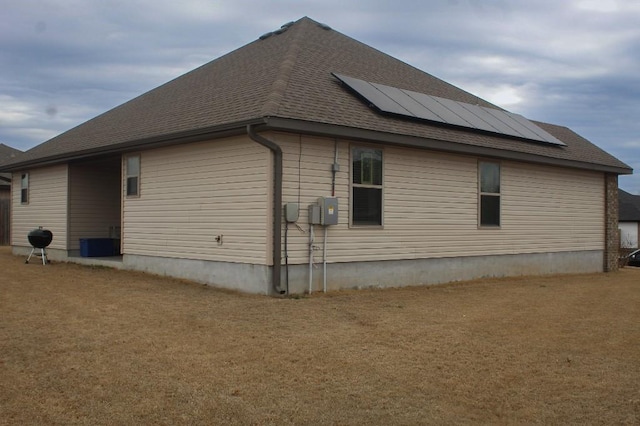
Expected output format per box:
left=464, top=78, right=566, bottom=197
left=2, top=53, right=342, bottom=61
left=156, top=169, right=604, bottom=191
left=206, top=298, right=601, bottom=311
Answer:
left=0, top=17, right=632, bottom=294
left=619, top=189, right=640, bottom=248
left=0, top=143, right=22, bottom=245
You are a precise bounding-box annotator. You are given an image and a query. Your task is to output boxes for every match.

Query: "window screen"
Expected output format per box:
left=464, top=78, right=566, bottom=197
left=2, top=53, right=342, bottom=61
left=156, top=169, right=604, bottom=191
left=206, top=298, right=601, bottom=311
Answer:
left=479, top=162, right=500, bottom=227
left=126, top=155, right=140, bottom=197
left=21, top=173, right=29, bottom=204
left=352, top=147, right=383, bottom=226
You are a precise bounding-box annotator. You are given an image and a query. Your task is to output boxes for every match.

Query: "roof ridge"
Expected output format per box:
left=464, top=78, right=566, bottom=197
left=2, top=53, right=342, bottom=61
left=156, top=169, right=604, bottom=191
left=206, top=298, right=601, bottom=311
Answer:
left=260, top=20, right=307, bottom=116
left=0, top=18, right=631, bottom=175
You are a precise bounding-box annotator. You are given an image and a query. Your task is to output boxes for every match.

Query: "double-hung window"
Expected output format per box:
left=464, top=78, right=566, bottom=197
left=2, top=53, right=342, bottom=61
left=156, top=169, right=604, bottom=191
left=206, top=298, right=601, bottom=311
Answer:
left=20, top=173, right=29, bottom=204
left=126, top=155, right=140, bottom=197
left=352, top=147, right=383, bottom=226
left=479, top=161, right=500, bottom=227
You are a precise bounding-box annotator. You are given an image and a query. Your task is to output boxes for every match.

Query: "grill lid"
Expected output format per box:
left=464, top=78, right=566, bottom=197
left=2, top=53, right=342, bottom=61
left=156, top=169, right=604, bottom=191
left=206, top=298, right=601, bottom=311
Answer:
left=28, top=227, right=53, bottom=249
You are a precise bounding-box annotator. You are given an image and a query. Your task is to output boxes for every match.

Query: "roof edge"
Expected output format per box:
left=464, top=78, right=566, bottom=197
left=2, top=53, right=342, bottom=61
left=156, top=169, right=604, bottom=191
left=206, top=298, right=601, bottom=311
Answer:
left=263, top=117, right=633, bottom=175
left=0, top=119, right=265, bottom=172
left=1, top=116, right=632, bottom=176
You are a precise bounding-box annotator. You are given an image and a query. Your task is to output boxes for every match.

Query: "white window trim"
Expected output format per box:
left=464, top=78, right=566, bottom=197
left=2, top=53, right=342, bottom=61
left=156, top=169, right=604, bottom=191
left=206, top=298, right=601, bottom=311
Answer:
left=478, top=160, right=501, bottom=228
left=350, top=145, right=384, bottom=228
left=20, top=172, right=29, bottom=204
left=125, top=154, right=141, bottom=198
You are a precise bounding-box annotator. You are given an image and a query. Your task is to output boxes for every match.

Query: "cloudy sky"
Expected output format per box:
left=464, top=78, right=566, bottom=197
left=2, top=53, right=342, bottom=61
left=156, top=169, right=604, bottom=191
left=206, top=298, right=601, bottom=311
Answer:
left=1, top=0, right=639, bottom=193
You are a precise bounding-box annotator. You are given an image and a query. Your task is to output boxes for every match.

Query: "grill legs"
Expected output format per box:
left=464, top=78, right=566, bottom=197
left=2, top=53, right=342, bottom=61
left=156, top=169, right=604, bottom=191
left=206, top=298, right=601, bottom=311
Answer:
left=25, top=247, right=48, bottom=265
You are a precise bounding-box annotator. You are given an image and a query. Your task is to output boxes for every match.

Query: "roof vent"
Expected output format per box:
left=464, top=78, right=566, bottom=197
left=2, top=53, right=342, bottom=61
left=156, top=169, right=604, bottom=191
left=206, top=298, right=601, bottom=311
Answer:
left=317, top=22, right=331, bottom=30
left=259, top=21, right=296, bottom=40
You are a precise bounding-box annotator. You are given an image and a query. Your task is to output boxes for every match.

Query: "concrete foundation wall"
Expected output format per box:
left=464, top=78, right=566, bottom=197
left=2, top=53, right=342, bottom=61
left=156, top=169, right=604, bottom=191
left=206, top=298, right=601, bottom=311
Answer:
left=122, top=254, right=271, bottom=295
left=125, top=249, right=603, bottom=294
left=13, top=245, right=69, bottom=263
left=13, top=245, right=603, bottom=295
left=286, top=250, right=604, bottom=294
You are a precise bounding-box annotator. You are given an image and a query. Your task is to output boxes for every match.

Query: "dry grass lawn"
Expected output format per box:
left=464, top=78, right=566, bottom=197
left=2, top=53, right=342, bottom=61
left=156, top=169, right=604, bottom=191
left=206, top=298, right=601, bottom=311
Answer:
left=1, top=246, right=639, bottom=424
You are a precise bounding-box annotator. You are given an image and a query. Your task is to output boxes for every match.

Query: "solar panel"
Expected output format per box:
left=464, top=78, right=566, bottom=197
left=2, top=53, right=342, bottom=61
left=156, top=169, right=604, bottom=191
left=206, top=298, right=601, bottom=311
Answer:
left=504, top=111, right=564, bottom=145
left=482, top=107, right=546, bottom=141
left=332, top=73, right=566, bottom=146
left=331, top=74, right=410, bottom=116
left=370, top=83, right=442, bottom=122
left=457, top=102, right=524, bottom=138
left=429, top=97, right=502, bottom=132
left=404, top=91, right=473, bottom=128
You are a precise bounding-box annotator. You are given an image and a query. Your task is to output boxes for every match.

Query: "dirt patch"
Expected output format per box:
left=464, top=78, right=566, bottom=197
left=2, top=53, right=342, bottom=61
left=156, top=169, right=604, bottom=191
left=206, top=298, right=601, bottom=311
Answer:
left=1, top=246, right=639, bottom=424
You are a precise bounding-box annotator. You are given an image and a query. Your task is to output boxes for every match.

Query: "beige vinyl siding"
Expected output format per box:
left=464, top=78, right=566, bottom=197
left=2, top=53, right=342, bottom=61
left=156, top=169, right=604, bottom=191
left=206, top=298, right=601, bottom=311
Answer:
left=277, top=133, right=350, bottom=263
left=122, top=136, right=270, bottom=264
left=11, top=164, right=69, bottom=249
left=502, top=162, right=604, bottom=251
left=278, top=134, right=605, bottom=264
left=68, top=161, right=121, bottom=250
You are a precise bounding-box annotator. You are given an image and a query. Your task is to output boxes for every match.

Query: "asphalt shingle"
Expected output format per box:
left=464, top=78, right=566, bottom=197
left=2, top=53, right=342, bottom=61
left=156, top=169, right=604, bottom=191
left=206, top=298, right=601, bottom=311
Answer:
left=1, top=17, right=632, bottom=174
left=619, top=189, right=640, bottom=221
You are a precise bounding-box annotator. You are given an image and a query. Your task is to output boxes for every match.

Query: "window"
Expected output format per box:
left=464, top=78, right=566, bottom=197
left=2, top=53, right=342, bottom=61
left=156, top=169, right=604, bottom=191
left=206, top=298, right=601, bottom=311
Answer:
left=126, top=155, right=140, bottom=197
left=21, top=173, right=29, bottom=204
left=479, top=161, right=500, bottom=227
left=352, top=147, right=383, bottom=226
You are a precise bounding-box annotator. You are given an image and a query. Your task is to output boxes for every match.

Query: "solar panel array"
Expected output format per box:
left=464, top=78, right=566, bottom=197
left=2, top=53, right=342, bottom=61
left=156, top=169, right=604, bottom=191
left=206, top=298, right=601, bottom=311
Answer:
left=332, top=73, right=565, bottom=146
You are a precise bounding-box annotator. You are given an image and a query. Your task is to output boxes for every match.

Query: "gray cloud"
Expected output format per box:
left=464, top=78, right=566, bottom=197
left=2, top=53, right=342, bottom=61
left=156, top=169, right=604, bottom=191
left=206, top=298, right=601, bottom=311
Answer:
left=1, top=0, right=638, bottom=192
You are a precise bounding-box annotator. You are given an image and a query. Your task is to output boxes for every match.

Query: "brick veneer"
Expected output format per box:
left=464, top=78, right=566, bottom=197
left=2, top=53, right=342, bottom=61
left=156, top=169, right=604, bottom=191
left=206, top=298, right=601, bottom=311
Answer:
left=604, top=173, right=619, bottom=272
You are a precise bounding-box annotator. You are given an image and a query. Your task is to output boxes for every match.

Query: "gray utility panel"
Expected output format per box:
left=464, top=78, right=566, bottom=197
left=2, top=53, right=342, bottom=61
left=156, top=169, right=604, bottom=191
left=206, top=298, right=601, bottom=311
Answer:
left=317, top=197, right=338, bottom=226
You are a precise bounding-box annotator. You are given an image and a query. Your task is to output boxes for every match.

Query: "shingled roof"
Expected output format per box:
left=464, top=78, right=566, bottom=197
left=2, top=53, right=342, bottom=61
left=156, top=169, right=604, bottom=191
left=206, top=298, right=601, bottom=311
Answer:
left=0, top=17, right=631, bottom=175
left=0, top=144, right=22, bottom=184
left=619, top=189, right=640, bottom=221
left=0, top=143, right=22, bottom=165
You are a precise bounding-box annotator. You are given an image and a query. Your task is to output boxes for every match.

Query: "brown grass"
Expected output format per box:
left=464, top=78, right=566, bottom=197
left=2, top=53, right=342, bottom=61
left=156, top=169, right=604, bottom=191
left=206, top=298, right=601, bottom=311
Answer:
left=1, top=246, right=639, bottom=424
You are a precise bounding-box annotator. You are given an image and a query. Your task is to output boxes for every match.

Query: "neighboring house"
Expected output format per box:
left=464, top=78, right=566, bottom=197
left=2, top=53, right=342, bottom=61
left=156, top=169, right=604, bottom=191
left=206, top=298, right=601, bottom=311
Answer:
left=619, top=189, right=640, bottom=248
left=0, top=143, right=22, bottom=245
left=0, top=17, right=632, bottom=294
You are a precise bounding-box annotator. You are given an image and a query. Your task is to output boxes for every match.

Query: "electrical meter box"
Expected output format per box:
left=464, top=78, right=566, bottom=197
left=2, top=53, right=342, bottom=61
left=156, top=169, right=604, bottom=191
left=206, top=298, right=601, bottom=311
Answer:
left=308, top=204, right=321, bottom=225
left=284, top=203, right=299, bottom=223
left=317, top=197, right=338, bottom=225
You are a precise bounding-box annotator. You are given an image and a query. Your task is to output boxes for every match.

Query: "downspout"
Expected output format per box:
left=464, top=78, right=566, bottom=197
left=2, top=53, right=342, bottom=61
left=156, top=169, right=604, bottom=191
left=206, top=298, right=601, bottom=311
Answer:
left=247, top=124, right=285, bottom=295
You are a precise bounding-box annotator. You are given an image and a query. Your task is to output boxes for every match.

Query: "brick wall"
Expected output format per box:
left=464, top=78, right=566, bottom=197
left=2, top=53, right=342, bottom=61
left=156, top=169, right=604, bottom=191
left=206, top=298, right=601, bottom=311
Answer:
left=604, top=173, right=619, bottom=272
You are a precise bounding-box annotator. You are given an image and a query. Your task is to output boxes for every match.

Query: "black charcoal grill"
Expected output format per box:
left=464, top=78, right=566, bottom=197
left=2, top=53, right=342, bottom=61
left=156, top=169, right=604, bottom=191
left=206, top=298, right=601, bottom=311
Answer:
left=25, top=227, right=53, bottom=265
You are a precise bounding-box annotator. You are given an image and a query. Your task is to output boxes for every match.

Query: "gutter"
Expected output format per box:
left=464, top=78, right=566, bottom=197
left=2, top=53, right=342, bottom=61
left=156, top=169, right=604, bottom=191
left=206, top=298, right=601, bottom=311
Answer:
left=263, top=117, right=633, bottom=176
left=0, top=121, right=259, bottom=172
left=247, top=124, right=285, bottom=295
